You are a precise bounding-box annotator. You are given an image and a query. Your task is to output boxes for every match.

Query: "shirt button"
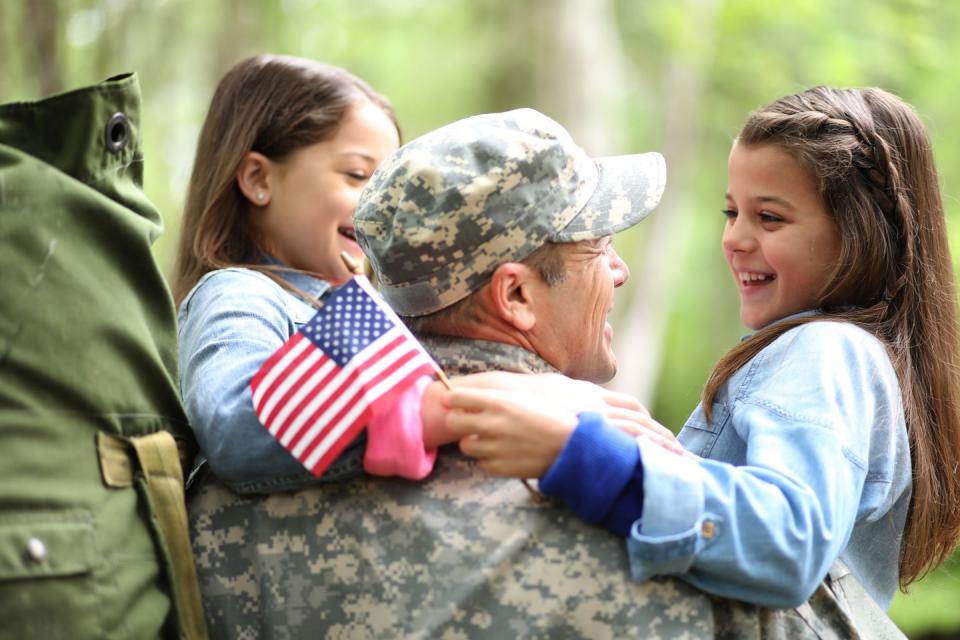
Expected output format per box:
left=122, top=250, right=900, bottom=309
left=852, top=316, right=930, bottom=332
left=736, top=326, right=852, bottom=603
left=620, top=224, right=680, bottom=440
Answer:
left=701, top=521, right=716, bottom=539
left=26, top=537, right=48, bottom=562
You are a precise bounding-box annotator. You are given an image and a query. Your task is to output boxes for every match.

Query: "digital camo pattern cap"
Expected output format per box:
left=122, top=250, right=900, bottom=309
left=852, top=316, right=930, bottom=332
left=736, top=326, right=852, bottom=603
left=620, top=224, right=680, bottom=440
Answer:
left=355, top=107, right=666, bottom=316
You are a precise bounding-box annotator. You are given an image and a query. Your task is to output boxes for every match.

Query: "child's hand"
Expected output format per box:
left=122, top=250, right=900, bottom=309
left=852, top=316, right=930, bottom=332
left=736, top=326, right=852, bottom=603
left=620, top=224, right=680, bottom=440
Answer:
left=445, top=387, right=578, bottom=478
left=449, top=371, right=682, bottom=455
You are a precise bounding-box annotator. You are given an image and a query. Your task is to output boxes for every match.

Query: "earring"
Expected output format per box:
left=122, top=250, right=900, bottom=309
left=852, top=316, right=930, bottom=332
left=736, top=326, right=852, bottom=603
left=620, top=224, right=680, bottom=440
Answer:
left=256, top=192, right=266, bottom=202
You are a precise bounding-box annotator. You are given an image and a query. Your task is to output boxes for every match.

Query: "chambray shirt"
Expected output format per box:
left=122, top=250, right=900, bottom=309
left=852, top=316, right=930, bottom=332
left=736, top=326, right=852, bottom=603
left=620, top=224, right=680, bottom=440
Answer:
left=178, top=267, right=365, bottom=494
left=541, top=318, right=911, bottom=609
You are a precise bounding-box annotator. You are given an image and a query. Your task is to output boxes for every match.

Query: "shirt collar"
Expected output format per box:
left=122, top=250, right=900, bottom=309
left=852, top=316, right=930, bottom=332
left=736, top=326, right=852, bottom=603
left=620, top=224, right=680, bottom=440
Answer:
left=741, top=309, right=821, bottom=341
left=259, top=253, right=331, bottom=299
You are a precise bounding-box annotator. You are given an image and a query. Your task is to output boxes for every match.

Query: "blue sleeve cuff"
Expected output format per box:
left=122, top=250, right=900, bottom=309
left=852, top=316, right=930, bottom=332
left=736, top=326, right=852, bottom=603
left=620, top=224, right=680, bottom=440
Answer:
left=603, top=462, right=646, bottom=537
left=539, top=411, right=640, bottom=527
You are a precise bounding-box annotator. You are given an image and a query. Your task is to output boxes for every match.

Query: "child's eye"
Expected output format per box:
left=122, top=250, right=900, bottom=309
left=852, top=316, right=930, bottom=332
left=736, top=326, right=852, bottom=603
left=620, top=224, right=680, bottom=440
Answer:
left=759, top=211, right=783, bottom=224
left=722, top=209, right=737, bottom=219
left=345, top=171, right=369, bottom=181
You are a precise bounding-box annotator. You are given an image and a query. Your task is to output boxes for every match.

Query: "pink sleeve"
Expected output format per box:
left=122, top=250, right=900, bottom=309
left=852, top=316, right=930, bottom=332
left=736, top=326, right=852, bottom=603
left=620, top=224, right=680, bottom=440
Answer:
left=363, top=375, right=438, bottom=479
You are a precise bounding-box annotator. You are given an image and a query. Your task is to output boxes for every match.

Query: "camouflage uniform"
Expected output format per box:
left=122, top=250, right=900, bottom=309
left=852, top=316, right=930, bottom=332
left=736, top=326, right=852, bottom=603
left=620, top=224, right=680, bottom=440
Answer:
left=189, top=336, right=897, bottom=639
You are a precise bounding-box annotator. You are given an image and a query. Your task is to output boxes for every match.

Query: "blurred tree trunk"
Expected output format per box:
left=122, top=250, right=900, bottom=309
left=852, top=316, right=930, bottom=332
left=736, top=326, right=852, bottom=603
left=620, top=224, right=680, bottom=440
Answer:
left=0, top=4, right=11, bottom=98
left=610, top=0, right=721, bottom=405
left=213, top=0, right=254, bottom=80
left=26, top=0, right=63, bottom=96
left=530, top=0, right=628, bottom=153
left=96, top=1, right=139, bottom=80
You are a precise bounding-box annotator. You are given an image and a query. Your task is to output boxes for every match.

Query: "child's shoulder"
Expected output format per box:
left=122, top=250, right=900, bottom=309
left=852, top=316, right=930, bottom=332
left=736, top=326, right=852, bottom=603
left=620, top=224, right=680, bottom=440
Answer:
left=197, top=267, right=281, bottom=291
left=766, top=319, right=890, bottom=366
left=179, top=267, right=287, bottom=315
left=737, top=320, right=900, bottom=418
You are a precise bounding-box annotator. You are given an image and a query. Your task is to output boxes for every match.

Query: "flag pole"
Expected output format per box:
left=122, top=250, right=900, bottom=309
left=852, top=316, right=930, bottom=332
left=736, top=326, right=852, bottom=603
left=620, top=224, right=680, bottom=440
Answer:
left=341, top=252, right=452, bottom=390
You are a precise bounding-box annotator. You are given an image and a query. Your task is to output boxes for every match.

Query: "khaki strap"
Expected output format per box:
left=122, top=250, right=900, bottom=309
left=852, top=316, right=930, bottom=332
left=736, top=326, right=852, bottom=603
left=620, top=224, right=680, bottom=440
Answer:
left=97, top=430, right=135, bottom=487
left=98, top=431, right=208, bottom=640
left=793, top=599, right=847, bottom=640
left=825, top=560, right=907, bottom=640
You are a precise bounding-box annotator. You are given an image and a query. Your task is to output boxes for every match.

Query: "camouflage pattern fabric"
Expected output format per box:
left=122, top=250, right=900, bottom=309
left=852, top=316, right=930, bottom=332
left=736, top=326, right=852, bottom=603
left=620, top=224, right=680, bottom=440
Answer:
left=354, top=108, right=666, bottom=316
left=188, top=336, right=899, bottom=639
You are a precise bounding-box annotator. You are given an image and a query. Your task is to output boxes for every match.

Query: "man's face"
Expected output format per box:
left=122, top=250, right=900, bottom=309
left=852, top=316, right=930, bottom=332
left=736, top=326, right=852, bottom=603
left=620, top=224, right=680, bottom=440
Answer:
left=530, top=238, right=629, bottom=383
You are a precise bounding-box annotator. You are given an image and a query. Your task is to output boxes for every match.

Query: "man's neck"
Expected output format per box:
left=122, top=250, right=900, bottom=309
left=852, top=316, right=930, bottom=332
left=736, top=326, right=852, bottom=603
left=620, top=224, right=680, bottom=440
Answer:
left=415, top=334, right=559, bottom=377
left=448, top=321, right=539, bottom=356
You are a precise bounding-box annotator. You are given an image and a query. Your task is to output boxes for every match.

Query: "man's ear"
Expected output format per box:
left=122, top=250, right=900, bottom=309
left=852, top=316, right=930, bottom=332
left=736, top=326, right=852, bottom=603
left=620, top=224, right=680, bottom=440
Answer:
left=236, top=151, right=273, bottom=207
left=486, top=262, right=539, bottom=332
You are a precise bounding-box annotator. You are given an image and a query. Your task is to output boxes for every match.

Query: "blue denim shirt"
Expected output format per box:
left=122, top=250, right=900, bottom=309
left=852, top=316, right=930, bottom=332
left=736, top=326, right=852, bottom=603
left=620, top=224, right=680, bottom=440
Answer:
left=542, top=318, right=911, bottom=610
left=178, top=267, right=365, bottom=494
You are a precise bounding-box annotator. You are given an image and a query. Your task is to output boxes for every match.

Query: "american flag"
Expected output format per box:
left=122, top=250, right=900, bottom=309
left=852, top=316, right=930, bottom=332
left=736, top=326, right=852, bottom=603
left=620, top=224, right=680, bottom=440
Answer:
left=250, top=275, right=439, bottom=476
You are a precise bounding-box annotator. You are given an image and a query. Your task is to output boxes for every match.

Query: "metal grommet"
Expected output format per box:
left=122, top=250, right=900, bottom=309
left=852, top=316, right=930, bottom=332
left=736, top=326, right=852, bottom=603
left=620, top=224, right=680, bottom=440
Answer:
left=104, top=112, right=130, bottom=154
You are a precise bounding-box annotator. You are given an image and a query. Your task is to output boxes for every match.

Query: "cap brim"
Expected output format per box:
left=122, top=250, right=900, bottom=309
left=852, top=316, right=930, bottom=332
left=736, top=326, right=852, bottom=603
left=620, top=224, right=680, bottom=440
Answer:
left=551, top=151, right=666, bottom=242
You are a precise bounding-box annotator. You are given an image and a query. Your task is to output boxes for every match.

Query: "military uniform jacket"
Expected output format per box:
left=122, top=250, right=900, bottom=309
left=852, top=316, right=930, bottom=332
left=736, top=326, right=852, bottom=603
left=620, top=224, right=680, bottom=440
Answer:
left=0, top=75, right=204, bottom=639
left=187, top=335, right=901, bottom=639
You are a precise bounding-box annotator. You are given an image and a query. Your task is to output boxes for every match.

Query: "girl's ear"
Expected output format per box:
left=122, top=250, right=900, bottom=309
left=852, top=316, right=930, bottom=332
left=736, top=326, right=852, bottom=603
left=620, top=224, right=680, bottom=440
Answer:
left=236, top=151, right=273, bottom=207
left=487, top=263, right=539, bottom=332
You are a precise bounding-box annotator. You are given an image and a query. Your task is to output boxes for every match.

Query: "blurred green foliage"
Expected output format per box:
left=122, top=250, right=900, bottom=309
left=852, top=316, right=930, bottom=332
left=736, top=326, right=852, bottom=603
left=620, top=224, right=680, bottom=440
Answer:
left=3, top=0, right=959, bottom=635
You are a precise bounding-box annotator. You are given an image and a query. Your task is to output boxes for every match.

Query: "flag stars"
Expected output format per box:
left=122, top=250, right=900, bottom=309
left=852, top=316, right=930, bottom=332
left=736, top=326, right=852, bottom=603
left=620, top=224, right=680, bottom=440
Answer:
left=299, top=279, right=396, bottom=365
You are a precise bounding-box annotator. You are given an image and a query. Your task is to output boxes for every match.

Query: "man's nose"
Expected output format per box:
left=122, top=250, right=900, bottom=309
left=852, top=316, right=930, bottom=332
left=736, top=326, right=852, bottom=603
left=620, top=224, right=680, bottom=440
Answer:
left=611, top=248, right=630, bottom=288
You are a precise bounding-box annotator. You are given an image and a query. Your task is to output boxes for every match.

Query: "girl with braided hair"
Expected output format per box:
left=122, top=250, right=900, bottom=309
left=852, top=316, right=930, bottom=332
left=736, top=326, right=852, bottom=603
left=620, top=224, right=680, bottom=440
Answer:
left=445, top=86, right=960, bottom=610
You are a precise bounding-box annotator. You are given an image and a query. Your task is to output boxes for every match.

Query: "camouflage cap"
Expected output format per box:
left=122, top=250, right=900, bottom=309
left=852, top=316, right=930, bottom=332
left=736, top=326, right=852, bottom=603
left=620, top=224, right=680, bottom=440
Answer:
left=355, top=108, right=666, bottom=317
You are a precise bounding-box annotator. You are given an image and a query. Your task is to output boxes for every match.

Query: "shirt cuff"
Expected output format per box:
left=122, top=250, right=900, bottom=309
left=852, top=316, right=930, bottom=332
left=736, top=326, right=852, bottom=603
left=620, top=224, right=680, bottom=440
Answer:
left=363, top=375, right=437, bottom=479
left=627, top=437, right=710, bottom=580
left=539, top=411, right=640, bottom=525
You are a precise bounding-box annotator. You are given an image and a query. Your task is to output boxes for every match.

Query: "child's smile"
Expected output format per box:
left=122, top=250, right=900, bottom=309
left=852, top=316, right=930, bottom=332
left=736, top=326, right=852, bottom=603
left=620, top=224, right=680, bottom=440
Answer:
left=736, top=271, right=776, bottom=285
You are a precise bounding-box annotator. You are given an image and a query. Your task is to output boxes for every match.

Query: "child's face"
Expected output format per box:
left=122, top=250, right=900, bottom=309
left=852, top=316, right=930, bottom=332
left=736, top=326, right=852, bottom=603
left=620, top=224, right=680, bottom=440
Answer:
left=723, top=141, right=841, bottom=330
left=255, top=99, right=399, bottom=282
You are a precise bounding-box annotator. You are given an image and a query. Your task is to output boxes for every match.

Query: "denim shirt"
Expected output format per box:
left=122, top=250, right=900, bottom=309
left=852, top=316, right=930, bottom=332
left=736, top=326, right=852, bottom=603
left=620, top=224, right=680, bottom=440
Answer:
left=632, top=319, right=911, bottom=609
left=178, top=267, right=365, bottom=494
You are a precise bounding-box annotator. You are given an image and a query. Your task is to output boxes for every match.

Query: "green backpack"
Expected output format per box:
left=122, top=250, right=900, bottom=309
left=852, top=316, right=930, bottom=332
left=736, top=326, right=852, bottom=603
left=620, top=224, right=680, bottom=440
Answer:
left=0, top=73, right=205, bottom=640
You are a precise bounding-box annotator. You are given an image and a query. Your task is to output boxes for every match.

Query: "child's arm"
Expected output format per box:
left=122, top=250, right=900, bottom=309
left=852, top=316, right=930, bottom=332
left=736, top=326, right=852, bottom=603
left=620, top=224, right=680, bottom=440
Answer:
left=364, top=372, right=666, bottom=480
left=422, top=379, right=456, bottom=448
left=180, top=270, right=364, bottom=494
left=588, top=325, right=905, bottom=609
left=362, top=378, right=451, bottom=479
left=442, top=372, right=681, bottom=478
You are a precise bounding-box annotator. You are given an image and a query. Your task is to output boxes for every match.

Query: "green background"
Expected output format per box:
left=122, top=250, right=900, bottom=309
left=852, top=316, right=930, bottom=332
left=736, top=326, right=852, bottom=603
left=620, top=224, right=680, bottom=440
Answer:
left=4, top=1, right=959, bottom=636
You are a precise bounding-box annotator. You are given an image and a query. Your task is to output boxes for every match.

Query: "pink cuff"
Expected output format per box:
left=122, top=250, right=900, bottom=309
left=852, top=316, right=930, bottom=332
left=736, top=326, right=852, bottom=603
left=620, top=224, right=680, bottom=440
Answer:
left=363, top=375, right=438, bottom=479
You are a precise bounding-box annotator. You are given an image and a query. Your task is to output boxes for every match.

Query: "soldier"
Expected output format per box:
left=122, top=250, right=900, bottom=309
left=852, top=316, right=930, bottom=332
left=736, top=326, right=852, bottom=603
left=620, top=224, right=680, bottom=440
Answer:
left=189, top=109, right=899, bottom=638
left=0, top=75, right=206, bottom=638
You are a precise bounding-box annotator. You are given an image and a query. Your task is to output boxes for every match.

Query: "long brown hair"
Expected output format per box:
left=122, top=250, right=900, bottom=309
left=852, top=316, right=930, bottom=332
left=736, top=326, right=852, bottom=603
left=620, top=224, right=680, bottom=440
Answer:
left=172, top=54, right=398, bottom=306
left=703, top=87, right=960, bottom=587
